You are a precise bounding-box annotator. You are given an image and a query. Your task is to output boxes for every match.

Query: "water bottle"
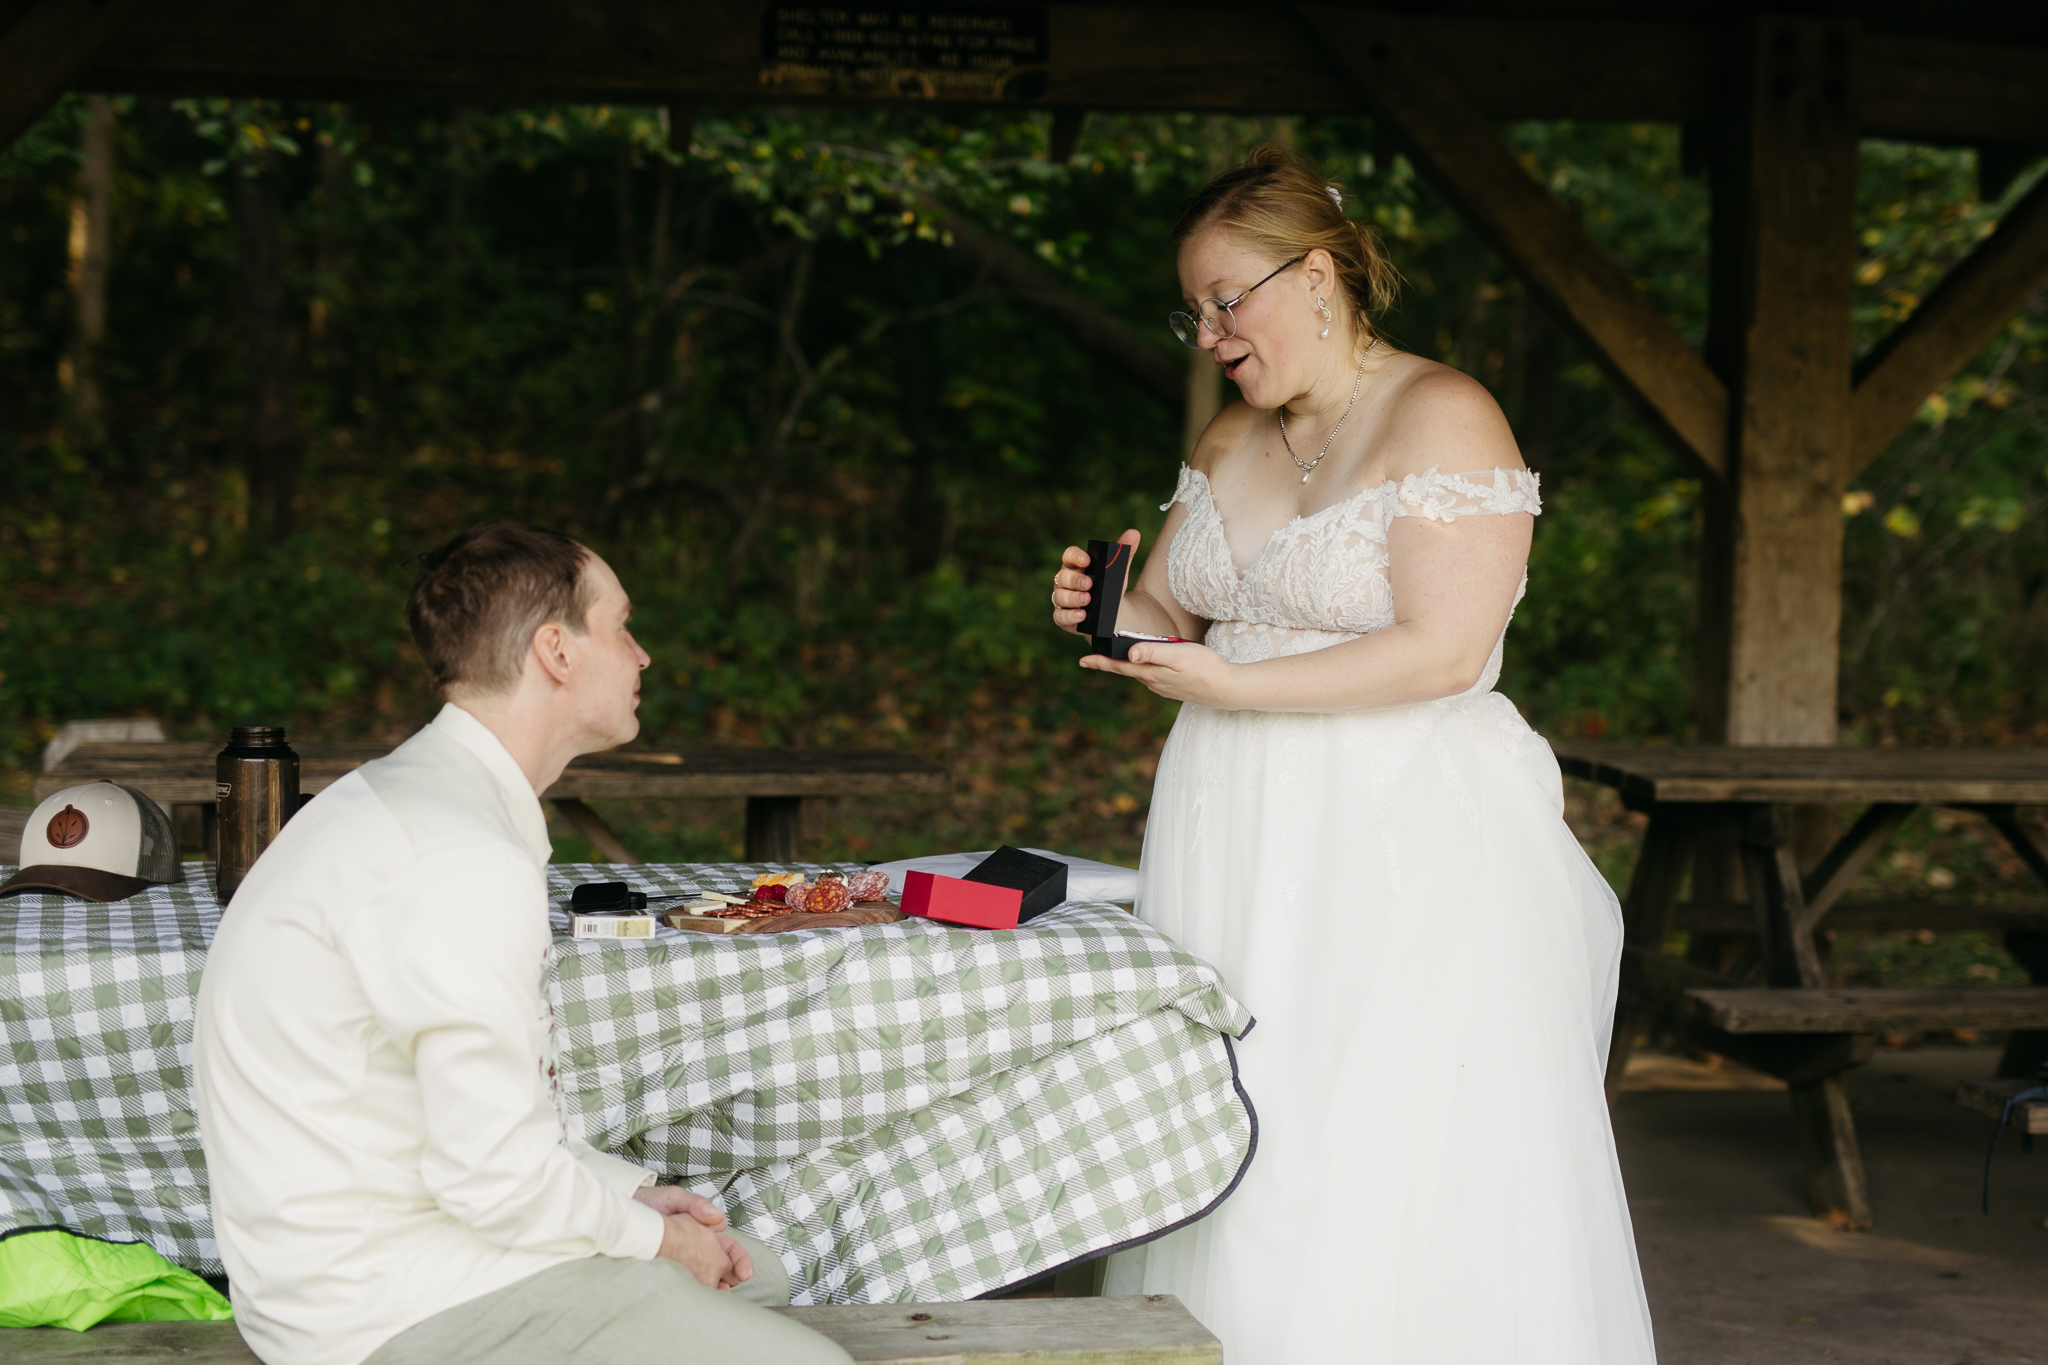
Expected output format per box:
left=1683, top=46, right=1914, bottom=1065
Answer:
left=215, top=726, right=300, bottom=904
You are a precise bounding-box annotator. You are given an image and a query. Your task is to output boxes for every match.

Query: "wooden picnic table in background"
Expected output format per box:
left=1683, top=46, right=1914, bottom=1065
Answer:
left=1551, top=742, right=2048, bottom=1229
left=34, top=742, right=951, bottom=863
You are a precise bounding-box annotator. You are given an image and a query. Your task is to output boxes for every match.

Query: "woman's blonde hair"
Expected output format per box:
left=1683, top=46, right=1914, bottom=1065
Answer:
left=1174, top=144, right=1401, bottom=334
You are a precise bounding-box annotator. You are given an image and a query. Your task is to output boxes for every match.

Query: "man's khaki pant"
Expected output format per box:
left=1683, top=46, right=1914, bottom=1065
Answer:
left=361, top=1233, right=851, bottom=1365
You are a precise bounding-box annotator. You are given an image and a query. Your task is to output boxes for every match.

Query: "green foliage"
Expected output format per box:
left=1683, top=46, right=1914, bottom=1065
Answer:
left=3, top=99, right=2046, bottom=872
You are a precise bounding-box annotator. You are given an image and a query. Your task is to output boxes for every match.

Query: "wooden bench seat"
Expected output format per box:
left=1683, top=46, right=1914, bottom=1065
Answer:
left=0, top=1295, right=1220, bottom=1364
left=1672, top=898, right=2048, bottom=935
left=1956, top=1077, right=2048, bottom=1135
left=1687, top=986, right=2048, bottom=1035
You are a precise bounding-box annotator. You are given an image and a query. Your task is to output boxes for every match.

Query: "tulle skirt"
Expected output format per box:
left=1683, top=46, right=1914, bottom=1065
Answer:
left=1105, top=690, right=1656, bottom=1364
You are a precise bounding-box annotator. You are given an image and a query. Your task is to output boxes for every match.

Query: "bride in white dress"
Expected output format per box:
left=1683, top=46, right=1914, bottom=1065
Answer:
left=1051, top=146, right=1656, bottom=1363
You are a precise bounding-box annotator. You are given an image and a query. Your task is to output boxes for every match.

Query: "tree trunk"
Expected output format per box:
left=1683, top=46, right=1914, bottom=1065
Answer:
left=63, top=93, right=114, bottom=445
left=310, top=132, right=346, bottom=374
left=235, top=149, right=301, bottom=542
left=445, top=107, right=472, bottom=282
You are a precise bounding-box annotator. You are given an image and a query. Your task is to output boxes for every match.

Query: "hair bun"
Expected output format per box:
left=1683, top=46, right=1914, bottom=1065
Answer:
left=1244, top=143, right=1298, bottom=172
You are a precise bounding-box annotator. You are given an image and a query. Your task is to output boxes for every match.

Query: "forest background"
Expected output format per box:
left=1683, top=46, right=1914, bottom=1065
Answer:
left=2, top=98, right=2045, bottom=987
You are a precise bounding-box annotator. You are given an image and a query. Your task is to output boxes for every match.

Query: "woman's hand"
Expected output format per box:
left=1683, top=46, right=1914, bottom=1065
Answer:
left=1081, top=640, right=1241, bottom=708
left=1051, top=530, right=1140, bottom=636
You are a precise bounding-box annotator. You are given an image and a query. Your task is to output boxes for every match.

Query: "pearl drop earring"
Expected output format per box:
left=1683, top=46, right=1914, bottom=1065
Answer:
left=1317, top=296, right=1331, bottom=339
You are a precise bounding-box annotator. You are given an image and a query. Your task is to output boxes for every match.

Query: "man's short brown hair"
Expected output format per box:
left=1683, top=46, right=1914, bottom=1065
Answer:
left=405, top=522, right=596, bottom=695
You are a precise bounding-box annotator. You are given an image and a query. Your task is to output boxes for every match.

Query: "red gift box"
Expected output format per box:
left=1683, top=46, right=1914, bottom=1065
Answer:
left=900, top=870, right=1024, bottom=930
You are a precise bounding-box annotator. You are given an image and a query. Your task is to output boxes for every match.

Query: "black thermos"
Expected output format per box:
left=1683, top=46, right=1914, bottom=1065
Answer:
left=215, top=726, right=300, bottom=903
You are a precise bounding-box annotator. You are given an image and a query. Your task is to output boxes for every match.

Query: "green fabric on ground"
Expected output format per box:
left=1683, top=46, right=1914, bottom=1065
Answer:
left=0, top=1230, right=233, bottom=1331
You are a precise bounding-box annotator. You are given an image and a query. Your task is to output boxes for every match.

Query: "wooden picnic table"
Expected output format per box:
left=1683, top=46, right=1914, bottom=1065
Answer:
left=35, top=741, right=951, bottom=863
left=1551, top=742, right=2048, bottom=1229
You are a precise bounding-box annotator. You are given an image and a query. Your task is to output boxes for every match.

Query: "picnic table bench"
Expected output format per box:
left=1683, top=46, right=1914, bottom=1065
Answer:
left=1552, top=742, right=2048, bottom=1229
left=34, top=741, right=950, bottom=863
left=1, top=1296, right=1222, bottom=1364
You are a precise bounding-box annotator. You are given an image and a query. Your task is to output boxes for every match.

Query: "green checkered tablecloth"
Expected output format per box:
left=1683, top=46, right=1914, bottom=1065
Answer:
left=0, top=862, right=1255, bottom=1302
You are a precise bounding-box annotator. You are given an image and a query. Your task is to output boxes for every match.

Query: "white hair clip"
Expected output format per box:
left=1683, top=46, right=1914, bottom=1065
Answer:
left=1325, top=184, right=1344, bottom=208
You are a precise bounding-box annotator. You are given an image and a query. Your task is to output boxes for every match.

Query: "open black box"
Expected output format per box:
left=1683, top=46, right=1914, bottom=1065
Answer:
left=1076, top=538, right=1189, bottom=660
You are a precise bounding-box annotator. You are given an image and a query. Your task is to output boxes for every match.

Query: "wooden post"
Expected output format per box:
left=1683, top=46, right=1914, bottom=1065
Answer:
left=63, top=93, right=114, bottom=444
left=1604, top=811, right=1697, bottom=1096
left=747, top=796, right=803, bottom=863
left=1740, top=799, right=1875, bottom=1228
left=1699, top=17, right=1861, bottom=745
left=1789, top=1074, right=1872, bottom=1229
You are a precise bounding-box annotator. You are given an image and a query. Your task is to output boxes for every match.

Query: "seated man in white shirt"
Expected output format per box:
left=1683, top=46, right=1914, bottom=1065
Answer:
left=195, top=523, right=851, bottom=1365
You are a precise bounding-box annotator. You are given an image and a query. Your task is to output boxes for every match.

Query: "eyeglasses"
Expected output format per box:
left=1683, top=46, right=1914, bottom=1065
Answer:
left=1168, top=256, right=1305, bottom=349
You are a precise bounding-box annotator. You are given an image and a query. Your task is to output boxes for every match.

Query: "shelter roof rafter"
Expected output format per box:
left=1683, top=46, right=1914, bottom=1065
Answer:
left=0, top=3, right=2034, bottom=149
left=0, top=0, right=141, bottom=151
left=1301, top=5, right=1728, bottom=476
left=1849, top=173, right=2048, bottom=477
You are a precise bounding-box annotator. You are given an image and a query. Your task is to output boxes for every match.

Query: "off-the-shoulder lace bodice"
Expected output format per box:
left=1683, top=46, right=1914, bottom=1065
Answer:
left=1162, top=465, right=1541, bottom=693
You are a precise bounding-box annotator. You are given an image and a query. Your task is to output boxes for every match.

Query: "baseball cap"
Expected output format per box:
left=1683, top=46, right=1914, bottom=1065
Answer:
left=1, top=782, right=185, bottom=902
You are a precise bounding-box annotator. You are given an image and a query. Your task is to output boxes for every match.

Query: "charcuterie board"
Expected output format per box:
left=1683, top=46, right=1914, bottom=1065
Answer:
left=666, top=901, right=906, bottom=935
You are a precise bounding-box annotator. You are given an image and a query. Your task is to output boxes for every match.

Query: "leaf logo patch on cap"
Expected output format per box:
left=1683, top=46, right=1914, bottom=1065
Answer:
left=47, top=804, right=90, bottom=849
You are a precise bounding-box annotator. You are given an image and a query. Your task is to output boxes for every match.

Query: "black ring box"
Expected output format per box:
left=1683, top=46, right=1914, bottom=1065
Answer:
left=1077, top=538, right=1139, bottom=660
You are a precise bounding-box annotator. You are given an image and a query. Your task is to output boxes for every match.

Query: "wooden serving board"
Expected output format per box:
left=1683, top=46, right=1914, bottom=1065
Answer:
left=666, top=901, right=907, bottom=935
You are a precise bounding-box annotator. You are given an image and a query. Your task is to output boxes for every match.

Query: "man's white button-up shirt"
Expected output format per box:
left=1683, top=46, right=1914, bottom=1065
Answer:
left=195, top=703, right=665, bottom=1365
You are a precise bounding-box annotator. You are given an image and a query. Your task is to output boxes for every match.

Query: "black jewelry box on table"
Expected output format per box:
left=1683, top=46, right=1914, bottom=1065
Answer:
left=900, top=846, right=1069, bottom=930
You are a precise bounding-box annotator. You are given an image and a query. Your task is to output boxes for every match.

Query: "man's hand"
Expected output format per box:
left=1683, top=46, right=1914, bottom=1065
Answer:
left=656, top=1213, right=752, bottom=1290
left=635, top=1187, right=753, bottom=1290
left=634, top=1185, right=728, bottom=1229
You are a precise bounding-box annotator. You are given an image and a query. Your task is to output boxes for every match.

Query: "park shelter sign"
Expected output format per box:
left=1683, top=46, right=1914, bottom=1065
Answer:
left=761, top=6, right=1051, bottom=102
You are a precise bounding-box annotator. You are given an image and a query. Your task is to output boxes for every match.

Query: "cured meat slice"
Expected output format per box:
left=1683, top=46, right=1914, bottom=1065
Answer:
left=802, top=879, right=850, bottom=914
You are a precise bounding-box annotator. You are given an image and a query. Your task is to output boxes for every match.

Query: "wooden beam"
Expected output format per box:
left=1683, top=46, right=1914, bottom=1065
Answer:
left=1692, top=986, right=2048, bottom=1034
left=1797, top=802, right=1914, bottom=929
left=1976, top=143, right=2046, bottom=202
left=33, top=1294, right=1227, bottom=1364
left=0, top=0, right=138, bottom=151
left=1862, top=34, right=2048, bottom=145
left=550, top=797, right=644, bottom=865
left=54, top=4, right=2045, bottom=145
left=1298, top=6, right=1728, bottom=476
left=1848, top=172, right=2048, bottom=477
left=1712, top=17, right=1861, bottom=746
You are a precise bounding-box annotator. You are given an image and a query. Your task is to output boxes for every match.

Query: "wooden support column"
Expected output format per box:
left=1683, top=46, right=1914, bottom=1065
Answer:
left=1604, top=812, right=1698, bottom=1095
left=1699, top=17, right=1861, bottom=746
left=746, top=796, right=803, bottom=863
left=1740, top=799, right=1876, bottom=1228
left=0, top=0, right=138, bottom=151
left=1698, top=17, right=1868, bottom=1227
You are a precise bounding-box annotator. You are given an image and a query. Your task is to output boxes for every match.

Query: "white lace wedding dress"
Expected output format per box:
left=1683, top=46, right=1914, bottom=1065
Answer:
left=1103, top=465, right=1656, bottom=1363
